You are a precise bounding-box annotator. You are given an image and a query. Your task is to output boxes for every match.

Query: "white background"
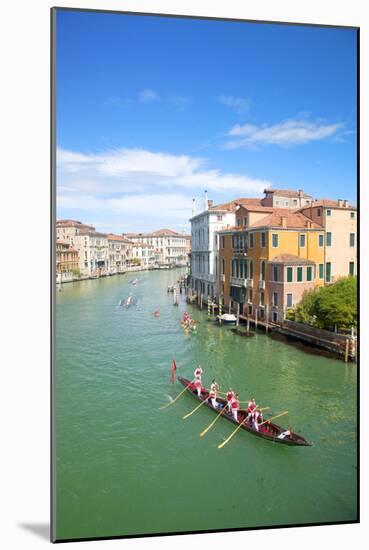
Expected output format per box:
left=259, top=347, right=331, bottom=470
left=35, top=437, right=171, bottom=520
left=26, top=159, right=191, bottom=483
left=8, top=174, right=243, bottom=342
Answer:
left=1, top=0, right=367, bottom=548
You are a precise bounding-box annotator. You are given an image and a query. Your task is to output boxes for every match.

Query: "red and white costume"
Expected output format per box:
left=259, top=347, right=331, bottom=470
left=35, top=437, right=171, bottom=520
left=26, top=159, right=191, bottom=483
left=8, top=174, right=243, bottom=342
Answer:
left=194, top=378, right=202, bottom=397
left=194, top=366, right=203, bottom=380
left=231, top=398, right=239, bottom=422
left=247, top=400, right=256, bottom=422
left=226, top=390, right=234, bottom=412
left=253, top=410, right=263, bottom=432
left=208, top=389, right=218, bottom=409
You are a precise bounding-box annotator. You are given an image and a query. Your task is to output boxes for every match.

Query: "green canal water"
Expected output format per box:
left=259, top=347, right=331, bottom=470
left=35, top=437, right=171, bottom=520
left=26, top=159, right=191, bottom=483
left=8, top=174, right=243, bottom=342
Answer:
left=55, top=269, right=357, bottom=540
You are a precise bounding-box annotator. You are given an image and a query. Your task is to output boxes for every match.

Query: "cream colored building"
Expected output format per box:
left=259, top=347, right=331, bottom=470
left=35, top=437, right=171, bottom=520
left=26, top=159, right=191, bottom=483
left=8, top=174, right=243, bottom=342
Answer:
left=129, top=242, right=156, bottom=269
left=300, top=199, right=357, bottom=282
left=124, top=229, right=190, bottom=266
left=107, top=234, right=133, bottom=274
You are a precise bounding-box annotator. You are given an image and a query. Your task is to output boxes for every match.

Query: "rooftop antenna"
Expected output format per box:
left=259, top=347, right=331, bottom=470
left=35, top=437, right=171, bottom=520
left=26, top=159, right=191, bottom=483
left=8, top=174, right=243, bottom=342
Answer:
left=192, top=198, right=196, bottom=217
left=204, top=189, right=208, bottom=211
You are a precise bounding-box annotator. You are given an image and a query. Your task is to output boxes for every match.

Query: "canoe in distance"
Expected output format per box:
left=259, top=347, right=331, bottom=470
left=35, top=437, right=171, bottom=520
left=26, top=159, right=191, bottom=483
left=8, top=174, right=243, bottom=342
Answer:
left=178, top=376, right=311, bottom=447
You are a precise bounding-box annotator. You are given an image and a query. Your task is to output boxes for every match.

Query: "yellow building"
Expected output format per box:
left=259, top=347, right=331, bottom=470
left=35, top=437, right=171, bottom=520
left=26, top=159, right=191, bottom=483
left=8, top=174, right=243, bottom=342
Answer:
left=218, top=205, right=325, bottom=323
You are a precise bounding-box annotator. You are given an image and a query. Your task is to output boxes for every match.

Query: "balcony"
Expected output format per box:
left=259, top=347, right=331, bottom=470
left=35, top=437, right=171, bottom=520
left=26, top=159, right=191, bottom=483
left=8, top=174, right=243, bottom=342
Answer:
left=220, top=274, right=225, bottom=282
left=230, top=276, right=247, bottom=287
left=232, top=247, right=247, bottom=257
left=246, top=278, right=253, bottom=288
left=259, top=279, right=266, bottom=289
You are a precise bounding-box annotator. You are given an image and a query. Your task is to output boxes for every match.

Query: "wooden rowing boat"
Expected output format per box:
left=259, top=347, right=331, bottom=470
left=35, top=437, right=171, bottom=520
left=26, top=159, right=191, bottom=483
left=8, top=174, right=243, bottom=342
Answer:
left=178, top=376, right=311, bottom=446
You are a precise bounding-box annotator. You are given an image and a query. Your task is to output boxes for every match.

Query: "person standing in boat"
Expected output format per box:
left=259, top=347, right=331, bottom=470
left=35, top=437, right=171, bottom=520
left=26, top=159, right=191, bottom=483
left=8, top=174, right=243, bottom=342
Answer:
left=247, top=398, right=257, bottom=422
left=231, top=393, right=240, bottom=422
left=208, top=387, right=219, bottom=409
left=253, top=408, right=263, bottom=432
left=226, top=388, right=235, bottom=413
left=210, top=379, right=219, bottom=392
left=194, top=378, right=202, bottom=398
left=194, top=365, right=203, bottom=380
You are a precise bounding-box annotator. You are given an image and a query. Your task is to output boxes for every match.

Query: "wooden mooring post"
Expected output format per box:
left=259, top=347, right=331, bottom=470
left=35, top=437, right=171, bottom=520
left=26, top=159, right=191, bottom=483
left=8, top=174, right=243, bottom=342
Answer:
left=229, top=299, right=232, bottom=314
left=255, top=308, right=258, bottom=330
left=200, top=294, right=203, bottom=310
left=246, top=315, right=250, bottom=332
left=219, top=297, right=223, bottom=324
left=265, top=304, right=269, bottom=333
left=207, top=296, right=211, bottom=320
left=344, top=338, right=349, bottom=363
left=236, top=302, right=240, bottom=326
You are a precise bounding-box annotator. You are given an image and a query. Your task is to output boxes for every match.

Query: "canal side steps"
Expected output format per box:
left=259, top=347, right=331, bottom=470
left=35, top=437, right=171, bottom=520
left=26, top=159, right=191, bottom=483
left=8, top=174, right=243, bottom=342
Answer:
left=187, top=292, right=357, bottom=363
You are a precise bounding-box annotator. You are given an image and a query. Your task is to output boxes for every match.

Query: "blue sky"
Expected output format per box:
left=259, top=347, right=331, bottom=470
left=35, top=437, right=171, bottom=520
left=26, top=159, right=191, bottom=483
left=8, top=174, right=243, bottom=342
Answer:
left=56, top=9, right=357, bottom=233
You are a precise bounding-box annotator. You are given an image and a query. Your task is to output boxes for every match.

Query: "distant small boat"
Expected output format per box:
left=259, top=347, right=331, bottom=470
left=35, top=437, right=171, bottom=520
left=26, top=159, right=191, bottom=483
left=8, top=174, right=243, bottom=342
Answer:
left=120, top=295, right=137, bottom=308
left=218, top=313, right=237, bottom=325
left=130, top=278, right=139, bottom=286
left=153, top=310, right=160, bottom=317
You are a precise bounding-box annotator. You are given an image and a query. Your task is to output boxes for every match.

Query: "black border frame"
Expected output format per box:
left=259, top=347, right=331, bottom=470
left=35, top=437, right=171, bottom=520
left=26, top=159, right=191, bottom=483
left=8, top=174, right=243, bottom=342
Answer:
left=50, top=6, right=360, bottom=543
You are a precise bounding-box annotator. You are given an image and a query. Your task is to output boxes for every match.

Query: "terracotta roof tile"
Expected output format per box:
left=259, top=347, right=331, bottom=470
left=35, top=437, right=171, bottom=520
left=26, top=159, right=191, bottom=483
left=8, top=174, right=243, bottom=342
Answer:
left=250, top=209, right=323, bottom=229
left=264, top=188, right=312, bottom=198
left=269, top=253, right=315, bottom=265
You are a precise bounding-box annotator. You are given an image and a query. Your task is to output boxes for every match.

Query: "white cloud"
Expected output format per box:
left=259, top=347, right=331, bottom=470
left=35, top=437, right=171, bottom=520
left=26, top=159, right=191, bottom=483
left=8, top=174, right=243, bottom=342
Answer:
left=138, top=89, right=161, bottom=103
left=218, top=95, right=251, bottom=114
left=225, top=119, right=343, bottom=149
left=57, top=147, right=271, bottom=195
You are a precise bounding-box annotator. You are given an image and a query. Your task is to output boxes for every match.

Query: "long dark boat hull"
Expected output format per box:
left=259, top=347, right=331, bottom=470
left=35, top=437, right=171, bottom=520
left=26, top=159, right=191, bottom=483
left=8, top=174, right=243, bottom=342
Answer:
left=178, top=376, right=311, bottom=446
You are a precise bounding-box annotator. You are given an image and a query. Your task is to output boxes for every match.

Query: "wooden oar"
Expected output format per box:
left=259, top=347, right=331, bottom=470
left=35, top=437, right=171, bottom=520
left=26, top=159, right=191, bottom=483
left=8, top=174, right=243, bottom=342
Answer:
left=218, top=417, right=248, bottom=449
left=159, top=379, right=195, bottom=410
left=218, top=410, right=288, bottom=449
left=183, top=397, right=209, bottom=419
left=200, top=404, right=228, bottom=437
left=259, top=411, right=288, bottom=427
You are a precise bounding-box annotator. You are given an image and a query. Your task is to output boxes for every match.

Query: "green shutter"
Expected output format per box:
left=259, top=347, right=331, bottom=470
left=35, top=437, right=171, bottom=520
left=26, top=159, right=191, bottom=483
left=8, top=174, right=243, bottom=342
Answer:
left=287, top=267, right=293, bottom=282
left=326, top=262, right=331, bottom=282
left=297, top=267, right=303, bottom=282
left=319, top=264, right=324, bottom=279
left=307, top=266, right=312, bottom=281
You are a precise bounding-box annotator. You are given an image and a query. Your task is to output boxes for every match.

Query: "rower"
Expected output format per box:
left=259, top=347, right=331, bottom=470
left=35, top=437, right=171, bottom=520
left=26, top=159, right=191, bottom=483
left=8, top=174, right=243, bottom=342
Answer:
left=247, top=398, right=256, bottom=422
left=210, top=379, right=219, bottom=392
left=231, top=393, right=240, bottom=422
left=253, top=407, right=263, bottom=432
left=194, top=365, right=203, bottom=380
left=194, top=378, right=202, bottom=398
left=208, top=387, right=218, bottom=409
left=226, top=388, right=234, bottom=413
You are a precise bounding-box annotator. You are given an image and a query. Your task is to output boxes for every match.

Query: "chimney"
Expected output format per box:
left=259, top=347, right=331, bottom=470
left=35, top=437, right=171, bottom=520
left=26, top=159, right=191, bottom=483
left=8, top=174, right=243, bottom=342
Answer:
left=192, top=198, right=196, bottom=217
left=281, top=216, right=287, bottom=227
left=343, top=199, right=348, bottom=208
left=298, top=189, right=304, bottom=198
left=207, top=199, right=214, bottom=208
left=338, top=199, right=344, bottom=207
left=305, top=220, right=312, bottom=228
left=204, top=189, right=208, bottom=211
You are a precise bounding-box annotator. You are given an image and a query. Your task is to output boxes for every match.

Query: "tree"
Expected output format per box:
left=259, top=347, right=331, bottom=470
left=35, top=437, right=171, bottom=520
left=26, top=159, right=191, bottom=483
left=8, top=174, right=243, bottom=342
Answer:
left=286, top=276, right=356, bottom=331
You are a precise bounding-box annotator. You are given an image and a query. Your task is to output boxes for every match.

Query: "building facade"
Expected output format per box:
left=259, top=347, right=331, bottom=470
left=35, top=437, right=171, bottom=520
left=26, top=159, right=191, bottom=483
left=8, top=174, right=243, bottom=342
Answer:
left=300, top=199, right=357, bottom=282
left=56, top=240, right=79, bottom=281
left=217, top=207, right=325, bottom=323
left=124, top=229, right=190, bottom=267
left=107, top=234, right=133, bottom=274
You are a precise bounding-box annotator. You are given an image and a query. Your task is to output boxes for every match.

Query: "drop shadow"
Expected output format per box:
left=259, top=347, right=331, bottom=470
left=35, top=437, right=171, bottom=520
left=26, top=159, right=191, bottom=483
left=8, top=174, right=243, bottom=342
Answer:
left=18, top=522, right=49, bottom=541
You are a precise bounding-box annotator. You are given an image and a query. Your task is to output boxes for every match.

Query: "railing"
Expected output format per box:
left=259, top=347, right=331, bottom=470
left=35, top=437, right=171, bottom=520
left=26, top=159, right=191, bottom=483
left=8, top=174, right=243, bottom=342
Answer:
left=232, top=248, right=247, bottom=256
left=230, top=276, right=247, bottom=287
left=220, top=274, right=225, bottom=282
left=246, top=278, right=253, bottom=288
left=259, top=279, right=266, bottom=289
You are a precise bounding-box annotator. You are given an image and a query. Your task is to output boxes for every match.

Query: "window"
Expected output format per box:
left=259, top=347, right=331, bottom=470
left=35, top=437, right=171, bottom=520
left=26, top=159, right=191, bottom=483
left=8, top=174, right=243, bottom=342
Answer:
left=350, top=212, right=355, bottom=219
left=260, top=261, right=266, bottom=281
left=249, top=259, right=254, bottom=278
left=249, top=289, right=253, bottom=302
left=249, top=233, right=254, bottom=248
left=221, top=236, right=225, bottom=249
left=307, top=266, right=312, bottom=281
left=284, top=201, right=289, bottom=207
left=286, top=293, right=293, bottom=308
left=317, top=208, right=321, bottom=217
left=300, top=234, right=306, bottom=247
left=326, top=209, right=331, bottom=216
left=236, top=218, right=240, bottom=227
left=318, top=234, right=324, bottom=247
left=243, top=216, right=248, bottom=227
left=261, top=232, right=266, bottom=247
left=349, top=261, right=355, bottom=276
left=273, top=292, right=278, bottom=306
left=349, top=233, right=355, bottom=247
left=319, top=264, right=324, bottom=279
left=273, top=266, right=278, bottom=282
left=287, top=266, right=293, bottom=282
left=293, top=199, right=298, bottom=206
left=272, top=234, right=279, bottom=248
left=275, top=200, right=280, bottom=206
left=272, top=311, right=278, bottom=323
left=248, top=304, right=253, bottom=315
left=326, top=262, right=331, bottom=282
left=217, top=215, right=223, bottom=221
left=326, top=232, right=332, bottom=246
left=297, top=267, right=303, bottom=282
left=221, top=258, right=225, bottom=275
left=260, top=291, right=265, bottom=306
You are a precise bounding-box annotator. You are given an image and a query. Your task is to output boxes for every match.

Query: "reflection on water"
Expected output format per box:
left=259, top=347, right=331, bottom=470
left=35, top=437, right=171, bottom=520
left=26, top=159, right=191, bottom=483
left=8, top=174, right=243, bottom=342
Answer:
left=55, top=270, right=357, bottom=540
